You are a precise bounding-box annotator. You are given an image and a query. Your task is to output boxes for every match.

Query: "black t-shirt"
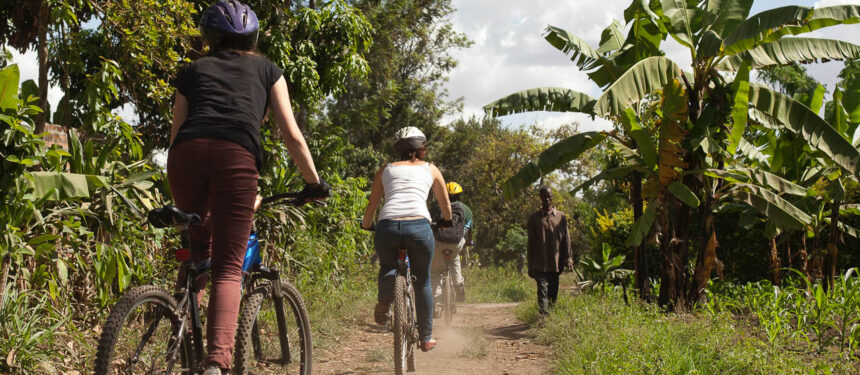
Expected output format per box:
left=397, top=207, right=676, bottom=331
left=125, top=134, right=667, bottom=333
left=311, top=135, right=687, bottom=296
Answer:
left=172, top=51, right=283, bottom=170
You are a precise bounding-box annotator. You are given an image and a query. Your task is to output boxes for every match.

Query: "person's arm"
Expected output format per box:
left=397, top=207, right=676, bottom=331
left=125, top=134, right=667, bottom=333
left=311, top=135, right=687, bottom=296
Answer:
left=362, top=167, right=385, bottom=229
left=170, top=92, right=188, bottom=145
left=429, top=164, right=452, bottom=221
left=269, top=76, right=320, bottom=184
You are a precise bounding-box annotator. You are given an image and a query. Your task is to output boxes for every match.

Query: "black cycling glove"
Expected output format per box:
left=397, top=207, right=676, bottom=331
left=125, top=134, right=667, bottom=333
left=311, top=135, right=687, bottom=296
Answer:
left=437, top=218, right=453, bottom=228
left=297, top=179, right=331, bottom=203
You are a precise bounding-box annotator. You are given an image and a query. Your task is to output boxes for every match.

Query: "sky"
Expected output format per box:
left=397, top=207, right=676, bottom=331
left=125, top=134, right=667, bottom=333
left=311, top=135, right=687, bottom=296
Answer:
left=6, top=0, right=860, bottom=132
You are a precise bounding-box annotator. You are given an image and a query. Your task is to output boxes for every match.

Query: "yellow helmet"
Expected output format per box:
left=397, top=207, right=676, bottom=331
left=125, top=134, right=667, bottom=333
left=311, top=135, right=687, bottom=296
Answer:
left=446, top=182, right=463, bottom=195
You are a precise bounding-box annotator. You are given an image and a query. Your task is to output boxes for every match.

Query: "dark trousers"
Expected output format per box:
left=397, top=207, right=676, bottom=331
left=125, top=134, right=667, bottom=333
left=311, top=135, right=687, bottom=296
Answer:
left=168, top=138, right=259, bottom=369
left=533, top=271, right=561, bottom=315
left=374, top=219, right=435, bottom=342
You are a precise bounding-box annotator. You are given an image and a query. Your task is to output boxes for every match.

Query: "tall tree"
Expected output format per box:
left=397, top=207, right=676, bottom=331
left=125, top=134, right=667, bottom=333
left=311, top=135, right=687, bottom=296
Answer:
left=325, top=0, right=470, bottom=175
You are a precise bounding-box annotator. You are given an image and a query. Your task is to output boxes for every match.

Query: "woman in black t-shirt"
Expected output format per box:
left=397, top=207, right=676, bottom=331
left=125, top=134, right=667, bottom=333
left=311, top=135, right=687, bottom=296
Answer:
left=168, top=2, right=329, bottom=374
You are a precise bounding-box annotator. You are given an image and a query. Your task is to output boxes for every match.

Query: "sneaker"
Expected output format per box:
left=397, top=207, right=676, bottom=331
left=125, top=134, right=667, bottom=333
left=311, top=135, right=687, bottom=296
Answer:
left=202, top=365, right=222, bottom=375
left=420, top=338, right=437, bottom=352
left=373, top=302, right=390, bottom=325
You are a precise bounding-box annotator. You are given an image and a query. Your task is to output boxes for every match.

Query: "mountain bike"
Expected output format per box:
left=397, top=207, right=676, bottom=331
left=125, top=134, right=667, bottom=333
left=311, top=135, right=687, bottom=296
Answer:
left=93, top=192, right=313, bottom=375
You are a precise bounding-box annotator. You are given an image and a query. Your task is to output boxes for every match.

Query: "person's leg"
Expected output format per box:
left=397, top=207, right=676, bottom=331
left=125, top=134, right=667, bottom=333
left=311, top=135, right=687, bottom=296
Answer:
left=452, top=238, right=465, bottom=302
left=201, top=140, right=258, bottom=370
left=535, top=272, right=550, bottom=315
left=167, top=140, right=212, bottom=295
left=548, top=271, right=561, bottom=307
left=374, top=220, right=401, bottom=306
left=402, top=219, right=434, bottom=343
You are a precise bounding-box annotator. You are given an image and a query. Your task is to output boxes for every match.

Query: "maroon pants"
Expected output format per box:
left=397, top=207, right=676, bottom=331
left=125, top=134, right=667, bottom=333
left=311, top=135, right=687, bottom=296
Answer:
left=167, top=138, right=258, bottom=369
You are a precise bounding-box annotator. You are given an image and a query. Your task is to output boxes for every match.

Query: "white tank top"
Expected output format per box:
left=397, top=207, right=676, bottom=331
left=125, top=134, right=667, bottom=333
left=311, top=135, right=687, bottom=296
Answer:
left=378, top=162, right=433, bottom=221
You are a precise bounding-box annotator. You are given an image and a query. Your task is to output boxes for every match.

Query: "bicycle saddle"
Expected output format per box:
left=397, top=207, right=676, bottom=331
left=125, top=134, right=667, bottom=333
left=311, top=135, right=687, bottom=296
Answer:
left=147, top=205, right=201, bottom=228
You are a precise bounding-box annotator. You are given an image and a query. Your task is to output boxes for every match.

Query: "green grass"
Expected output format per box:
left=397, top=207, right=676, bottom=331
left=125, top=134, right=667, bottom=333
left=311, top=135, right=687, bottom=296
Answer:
left=297, top=266, right=377, bottom=353
left=463, top=266, right=533, bottom=303
left=518, top=292, right=858, bottom=375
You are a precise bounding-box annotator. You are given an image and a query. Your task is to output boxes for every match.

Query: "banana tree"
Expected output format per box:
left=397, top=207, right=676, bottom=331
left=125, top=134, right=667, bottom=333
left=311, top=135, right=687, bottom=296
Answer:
left=485, top=1, right=860, bottom=308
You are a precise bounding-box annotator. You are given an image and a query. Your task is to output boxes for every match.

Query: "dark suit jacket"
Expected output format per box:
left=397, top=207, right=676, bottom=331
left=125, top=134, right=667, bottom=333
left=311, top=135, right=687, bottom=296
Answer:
left=527, top=207, right=571, bottom=274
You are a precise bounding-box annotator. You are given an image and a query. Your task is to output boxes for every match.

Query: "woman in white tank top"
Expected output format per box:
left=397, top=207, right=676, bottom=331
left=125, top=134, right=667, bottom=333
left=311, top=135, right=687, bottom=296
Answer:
left=362, top=127, right=452, bottom=352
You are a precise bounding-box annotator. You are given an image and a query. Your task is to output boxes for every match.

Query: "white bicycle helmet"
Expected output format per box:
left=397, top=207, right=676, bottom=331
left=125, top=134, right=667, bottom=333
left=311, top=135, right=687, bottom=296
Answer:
left=394, top=126, right=426, bottom=142
left=393, top=126, right=427, bottom=158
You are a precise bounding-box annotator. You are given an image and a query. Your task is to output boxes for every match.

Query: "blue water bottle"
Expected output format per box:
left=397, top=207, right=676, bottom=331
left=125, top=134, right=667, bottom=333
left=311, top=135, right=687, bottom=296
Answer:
left=242, top=231, right=262, bottom=273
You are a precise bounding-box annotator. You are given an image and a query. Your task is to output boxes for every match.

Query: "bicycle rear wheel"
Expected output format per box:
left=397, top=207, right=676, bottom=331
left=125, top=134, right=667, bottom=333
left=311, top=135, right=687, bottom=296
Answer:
left=393, top=274, right=410, bottom=375
left=94, top=285, right=190, bottom=375
left=234, top=280, right=312, bottom=375
left=443, top=273, right=454, bottom=326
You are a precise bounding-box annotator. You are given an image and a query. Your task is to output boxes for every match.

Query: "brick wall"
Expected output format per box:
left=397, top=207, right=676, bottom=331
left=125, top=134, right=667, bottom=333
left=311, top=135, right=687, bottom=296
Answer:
left=43, top=123, right=69, bottom=150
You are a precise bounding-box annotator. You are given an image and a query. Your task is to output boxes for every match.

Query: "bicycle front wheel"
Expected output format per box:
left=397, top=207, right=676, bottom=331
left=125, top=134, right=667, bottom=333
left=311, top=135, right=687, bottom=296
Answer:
left=94, top=285, right=189, bottom=375
left=234, top=280, right=312, bottom=375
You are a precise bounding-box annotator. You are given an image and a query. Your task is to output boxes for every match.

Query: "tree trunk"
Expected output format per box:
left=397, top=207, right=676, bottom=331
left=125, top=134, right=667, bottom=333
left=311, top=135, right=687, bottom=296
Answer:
left=658, top=198, right=689, bottom=311
left=691, top=207, right=717, bottom=304
left=798, top=233, right=810, bottom=288
left=35, top=0, right=50, bottom=134
left=630, top=171, right=650, bottom=300
left=823, top=200, right=840, bottom=291
left=785, top=237, right=792, bottom=270
left=768, top=236, right=781, bottom=285
left=672, top=203, right=691, bottom=310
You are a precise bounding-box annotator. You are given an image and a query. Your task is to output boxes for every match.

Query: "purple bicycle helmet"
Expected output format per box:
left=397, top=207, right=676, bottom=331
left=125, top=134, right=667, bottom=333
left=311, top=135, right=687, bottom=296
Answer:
left=201, top=1, right=259, bottom=36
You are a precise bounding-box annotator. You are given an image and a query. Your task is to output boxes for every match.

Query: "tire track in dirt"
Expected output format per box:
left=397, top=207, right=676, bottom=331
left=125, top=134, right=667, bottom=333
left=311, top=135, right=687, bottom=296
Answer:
left=315, top=302, right=551, bottom=374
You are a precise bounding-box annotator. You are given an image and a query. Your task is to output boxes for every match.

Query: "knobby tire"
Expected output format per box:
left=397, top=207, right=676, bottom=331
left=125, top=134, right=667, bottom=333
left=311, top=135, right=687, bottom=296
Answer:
left=393, top=274, right=409, bottom=375
left=94, top=285, right=188, bottom=375
left=233, top=280, right=312, bottom=375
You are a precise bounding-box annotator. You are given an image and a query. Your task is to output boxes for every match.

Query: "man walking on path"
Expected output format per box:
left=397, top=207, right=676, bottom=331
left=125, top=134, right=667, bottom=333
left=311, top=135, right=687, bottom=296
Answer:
left=527, top=186, right=573, bottom=315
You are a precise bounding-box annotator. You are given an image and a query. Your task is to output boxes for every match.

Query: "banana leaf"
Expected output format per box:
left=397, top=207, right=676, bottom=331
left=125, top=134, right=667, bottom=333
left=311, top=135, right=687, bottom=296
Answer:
left=734, top=183, right=812, bottom=230
left=483, top=87, right=596, bottom=117
left=593, top=56, right=686, bottom=116
left=0, top=65, right=20, bottom=111
left=748, top=84, right=860, bottom=175
left=723, top=5, right=860, bottom=56
left=718, top=37, right=860, bottom=71
left=662, top=0, right=700, bottom=50
left=705, top=0, right=754, bottom=38
left=626, top=202, right=656, bottom=247
left=28, top=171, right=111, bottom=201
left=728, top=62, right=751, bottom=156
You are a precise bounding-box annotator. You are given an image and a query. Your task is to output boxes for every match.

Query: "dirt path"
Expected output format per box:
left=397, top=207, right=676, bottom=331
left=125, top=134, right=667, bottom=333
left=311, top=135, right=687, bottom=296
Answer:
left=315, top=302, right=552, bottom=374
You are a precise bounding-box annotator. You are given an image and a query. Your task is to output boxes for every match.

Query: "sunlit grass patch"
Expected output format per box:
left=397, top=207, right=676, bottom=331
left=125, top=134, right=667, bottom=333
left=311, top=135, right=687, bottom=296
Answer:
left=463, top=266, right=532, bottom=303
left=460, top=327, right=489, bottom=359
left=365, top=347, right=391, bottom=363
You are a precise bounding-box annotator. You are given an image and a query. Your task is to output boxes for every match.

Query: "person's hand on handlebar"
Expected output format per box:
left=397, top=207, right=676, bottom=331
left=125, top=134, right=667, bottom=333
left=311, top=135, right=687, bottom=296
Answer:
left=296, top=179, right=331, bottom=204
left=437, top=218, right=453, bottom=228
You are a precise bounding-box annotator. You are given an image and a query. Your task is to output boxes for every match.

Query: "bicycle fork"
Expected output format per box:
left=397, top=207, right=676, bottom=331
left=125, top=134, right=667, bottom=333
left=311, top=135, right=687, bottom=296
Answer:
left=247, top=265, right=293, bottom=365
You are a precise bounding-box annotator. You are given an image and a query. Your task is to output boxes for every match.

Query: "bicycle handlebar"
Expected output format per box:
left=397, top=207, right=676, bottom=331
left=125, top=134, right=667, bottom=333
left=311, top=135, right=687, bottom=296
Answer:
left=260, top=191, right=327, bottom=208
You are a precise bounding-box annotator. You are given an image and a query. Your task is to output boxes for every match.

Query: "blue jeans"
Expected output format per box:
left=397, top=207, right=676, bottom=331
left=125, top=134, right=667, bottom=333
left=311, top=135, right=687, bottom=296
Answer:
left=375, top=219, right=434, bottom=342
